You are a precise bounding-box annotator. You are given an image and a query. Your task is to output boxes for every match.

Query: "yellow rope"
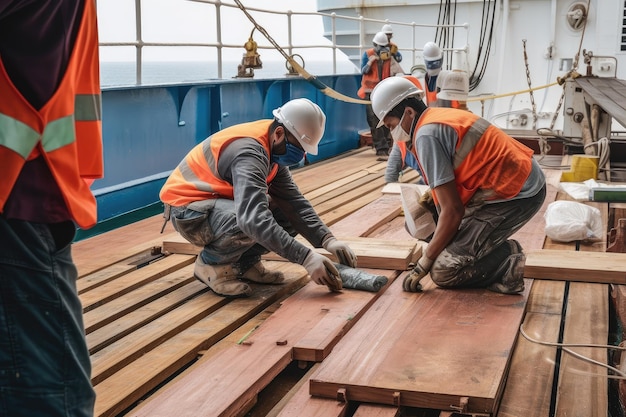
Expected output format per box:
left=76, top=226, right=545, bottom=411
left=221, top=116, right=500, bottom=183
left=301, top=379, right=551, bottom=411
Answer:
left=467, top=81, right=560, bottom=102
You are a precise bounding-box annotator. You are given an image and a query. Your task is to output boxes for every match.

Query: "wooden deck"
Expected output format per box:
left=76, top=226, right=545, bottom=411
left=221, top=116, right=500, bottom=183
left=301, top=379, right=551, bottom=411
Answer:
left=72, top=148, right=621, bottom=416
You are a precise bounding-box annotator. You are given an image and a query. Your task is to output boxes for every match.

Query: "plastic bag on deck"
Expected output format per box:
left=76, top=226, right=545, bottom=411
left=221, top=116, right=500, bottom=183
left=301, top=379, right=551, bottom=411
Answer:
left=544, top=200, right=603, bottom=242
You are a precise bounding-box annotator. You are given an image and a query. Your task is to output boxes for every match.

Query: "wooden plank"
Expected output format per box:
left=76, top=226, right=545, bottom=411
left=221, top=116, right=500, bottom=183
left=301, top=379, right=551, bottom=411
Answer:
left=309, top=274, right=530, bottom=414
left=496, top=279, right=565, bottom=417
left=352, top=404, right=401, bottom=417
left=524, top=250, right=626, bottom=283
left=79, top=254, right=195, bottom=311
left=292, top=270, right=399, bottom=362
left=164, top=235, right=421, bottom=271
left=72, top=215, right=176, bottom=277
left=308, top=170, right=388, bottom=208
left=94, top=262, right=309, bottom=417
left=90, top=285, right=230, bottom=385
left=292, top=149, right=383, bottom=194
left=130, top=269, right=397, bottom=417
left=555, top=282, right=608, bottom=416
left=83, top=263, right=196, bottom=333
left=329, top=194, right=403, bottom=238
left=86, top=281, right=207, bottom=354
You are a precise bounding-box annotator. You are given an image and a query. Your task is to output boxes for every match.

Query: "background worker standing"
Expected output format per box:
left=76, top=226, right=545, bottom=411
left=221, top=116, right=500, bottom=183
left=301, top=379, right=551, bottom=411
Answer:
left=381, top=24, right=402, bottom=63
left=422, top=41, right=444, bottom=106
left=370, top=77, right=546, bottom=295
left=160, top=98, right=357, bottom=298
left=0, top=1, right=102, bottom=416
left=358, top=31, right=403, bottom=158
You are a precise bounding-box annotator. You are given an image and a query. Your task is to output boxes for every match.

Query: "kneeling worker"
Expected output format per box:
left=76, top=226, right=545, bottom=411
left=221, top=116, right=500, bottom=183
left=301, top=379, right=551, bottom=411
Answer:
left=160, top=98, right=357, bottom=297
left=370, top=77, right=546, bottom=294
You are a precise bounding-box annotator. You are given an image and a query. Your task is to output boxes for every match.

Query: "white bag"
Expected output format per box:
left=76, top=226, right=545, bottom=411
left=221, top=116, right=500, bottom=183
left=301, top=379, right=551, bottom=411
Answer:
left=400, top=184, right=436, bottom=240
left=544, top=200, right=603, bottom=242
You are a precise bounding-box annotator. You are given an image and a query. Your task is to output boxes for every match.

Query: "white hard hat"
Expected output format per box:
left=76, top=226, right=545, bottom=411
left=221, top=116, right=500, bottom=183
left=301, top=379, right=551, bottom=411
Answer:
left=423, top=41, right=443, bottom=61
left=272, top=98, right=326, bottom=155
left=382, top=24, right=393, bottom=35
left=370, top=77, right=423, bottom=128
left=438, top=70, right=469, bottom=101
left=373, top=31, right=389, bottom=47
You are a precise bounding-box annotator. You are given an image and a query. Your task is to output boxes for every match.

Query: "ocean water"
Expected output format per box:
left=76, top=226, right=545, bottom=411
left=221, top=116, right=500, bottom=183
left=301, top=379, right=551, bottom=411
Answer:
left=100, top=60, right=358, bottom=87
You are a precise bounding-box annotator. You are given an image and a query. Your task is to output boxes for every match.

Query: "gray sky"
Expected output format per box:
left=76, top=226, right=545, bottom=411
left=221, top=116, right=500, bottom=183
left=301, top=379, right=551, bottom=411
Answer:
left=97, top=0, right=326, bottom=62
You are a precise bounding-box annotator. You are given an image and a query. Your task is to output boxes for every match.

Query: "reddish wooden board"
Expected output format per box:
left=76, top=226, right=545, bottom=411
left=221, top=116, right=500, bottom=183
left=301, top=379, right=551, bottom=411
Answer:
left=309, top=274, right=530, bottom=414
left=131, top=270, right=397, bottom=417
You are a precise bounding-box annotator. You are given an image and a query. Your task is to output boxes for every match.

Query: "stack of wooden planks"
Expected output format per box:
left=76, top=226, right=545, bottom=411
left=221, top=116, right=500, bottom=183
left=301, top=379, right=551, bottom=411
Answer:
left=71, top=149, right=620, bottom=416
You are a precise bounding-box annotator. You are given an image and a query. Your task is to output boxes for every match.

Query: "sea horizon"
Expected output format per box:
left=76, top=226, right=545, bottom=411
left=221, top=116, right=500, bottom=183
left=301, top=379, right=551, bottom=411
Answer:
left=100, top=60, right=359, bottom=87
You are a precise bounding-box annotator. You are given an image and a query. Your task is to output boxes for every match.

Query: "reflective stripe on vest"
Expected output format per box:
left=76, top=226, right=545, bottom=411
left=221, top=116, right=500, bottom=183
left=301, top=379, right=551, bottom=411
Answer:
left=413, top=108, right=533, bottom=205
left=0, top=0, right=103, bottom=228
left=160, top=120, right=279, bottom=206
left=0, top=106, right=100, bottom=158
left=452, top=117, right=490, bottom=169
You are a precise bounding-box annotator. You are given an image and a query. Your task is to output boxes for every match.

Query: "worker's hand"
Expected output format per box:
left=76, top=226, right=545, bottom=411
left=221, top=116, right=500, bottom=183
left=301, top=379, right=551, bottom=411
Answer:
left=323, top=237, right=358, bottom=268
left=403, top=254, right=434, bottom=292
left=368, top=54, right=378, bottom=64
left=303, top=251, right=343, bottom=292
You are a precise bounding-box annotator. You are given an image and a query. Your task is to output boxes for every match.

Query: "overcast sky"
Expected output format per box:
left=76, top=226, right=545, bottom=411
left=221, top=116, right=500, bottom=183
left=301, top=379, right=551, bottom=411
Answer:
left=97, top=0, right=326, bottom=62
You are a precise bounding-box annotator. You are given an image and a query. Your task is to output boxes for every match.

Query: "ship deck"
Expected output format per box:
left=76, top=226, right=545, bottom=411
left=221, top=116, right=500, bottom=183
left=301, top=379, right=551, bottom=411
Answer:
left=72, top=147, right=625, bottom=417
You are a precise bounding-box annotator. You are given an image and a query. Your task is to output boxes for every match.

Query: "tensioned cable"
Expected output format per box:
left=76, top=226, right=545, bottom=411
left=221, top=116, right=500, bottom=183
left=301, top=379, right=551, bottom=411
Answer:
left=232, top=0, right=369, bottom=104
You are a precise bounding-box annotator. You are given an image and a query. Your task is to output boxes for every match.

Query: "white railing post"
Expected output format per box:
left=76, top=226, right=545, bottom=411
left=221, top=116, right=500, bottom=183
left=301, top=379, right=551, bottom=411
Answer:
left=216, top=0, right=222, bottom=79
left=331, top=13, right=337, bottom=74
left=359, top=15, right=365, bottom=69
left=287, top=10, right=293, bottom=59
left=135, top=0, right=142, bottom=84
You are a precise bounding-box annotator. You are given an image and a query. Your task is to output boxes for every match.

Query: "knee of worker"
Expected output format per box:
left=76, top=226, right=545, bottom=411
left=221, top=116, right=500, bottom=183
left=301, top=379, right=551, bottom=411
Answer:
left=429, top=248, right=474, bottom=287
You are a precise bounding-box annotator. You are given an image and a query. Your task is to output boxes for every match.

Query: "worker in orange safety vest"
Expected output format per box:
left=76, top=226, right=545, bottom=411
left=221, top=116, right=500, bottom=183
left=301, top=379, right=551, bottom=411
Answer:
left=358, top=31, right=403, bottom=158
left=0, top=1, right=103, bottom=415
left=370, top=76, right=546, bottom=295
left=160, top=98, right=357, bottom=298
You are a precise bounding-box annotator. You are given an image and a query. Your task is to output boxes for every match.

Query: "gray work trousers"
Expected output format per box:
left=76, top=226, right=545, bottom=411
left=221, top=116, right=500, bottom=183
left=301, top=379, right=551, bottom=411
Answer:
left=364, top=93, right=390, bottom=153
left=430, top=184, right=546, bottom=288
left=169, top=198, right=295, bottom=268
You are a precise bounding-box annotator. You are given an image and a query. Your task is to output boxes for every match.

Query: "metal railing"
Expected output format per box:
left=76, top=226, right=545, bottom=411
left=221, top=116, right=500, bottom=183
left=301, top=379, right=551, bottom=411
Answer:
left=97, top=0, right=470, bottom=84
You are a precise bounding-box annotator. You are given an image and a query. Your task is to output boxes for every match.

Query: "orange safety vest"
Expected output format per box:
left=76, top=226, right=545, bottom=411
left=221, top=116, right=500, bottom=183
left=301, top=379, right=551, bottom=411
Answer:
left=397, top=141, right=408, bottom=169
left=357, top=49, right=392, bottom=99
left=160, top=120, right=280, bottom=207
left=411, top=108, right=533, bottom=206
left=0, top=0, right=103, bottom=229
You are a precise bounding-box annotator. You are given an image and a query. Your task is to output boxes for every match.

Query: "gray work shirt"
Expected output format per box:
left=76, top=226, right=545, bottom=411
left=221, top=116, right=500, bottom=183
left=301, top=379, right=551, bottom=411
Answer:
left=415, top=123, right=545, bottom=203
left=218, top=138, right=331, bottom=264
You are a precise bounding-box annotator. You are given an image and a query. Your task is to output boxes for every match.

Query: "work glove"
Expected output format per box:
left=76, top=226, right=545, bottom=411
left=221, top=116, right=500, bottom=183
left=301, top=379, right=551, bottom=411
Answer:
left=322, top=237, right=358, bottom=268
left=403, top=254, right=434, bottom=292
left=303, top=251, right=343, bottom=292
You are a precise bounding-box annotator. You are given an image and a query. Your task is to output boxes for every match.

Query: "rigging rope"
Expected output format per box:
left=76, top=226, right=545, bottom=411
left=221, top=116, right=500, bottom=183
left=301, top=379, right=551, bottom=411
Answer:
left=232, top=0, right=369, bottom=104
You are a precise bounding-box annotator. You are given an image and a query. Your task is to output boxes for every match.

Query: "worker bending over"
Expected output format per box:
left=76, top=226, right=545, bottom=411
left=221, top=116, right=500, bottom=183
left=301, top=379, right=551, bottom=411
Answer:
left=370, top=77, right=546, bottom=294
left=160, top=98, right=357, bottom=297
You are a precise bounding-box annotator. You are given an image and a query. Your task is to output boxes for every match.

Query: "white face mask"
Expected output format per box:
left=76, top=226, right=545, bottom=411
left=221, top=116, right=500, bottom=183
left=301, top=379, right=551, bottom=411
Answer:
left=390, top=113, right=411, bottom=142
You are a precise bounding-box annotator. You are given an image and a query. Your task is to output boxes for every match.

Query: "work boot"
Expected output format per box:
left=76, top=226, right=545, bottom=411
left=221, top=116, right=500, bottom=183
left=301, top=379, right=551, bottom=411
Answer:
left=239, top=261, right=285, bottom=284
left=487, top=240, right=525, bottom=294
left=194, top=256, right=252, bottom=297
